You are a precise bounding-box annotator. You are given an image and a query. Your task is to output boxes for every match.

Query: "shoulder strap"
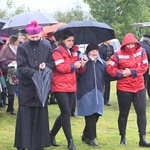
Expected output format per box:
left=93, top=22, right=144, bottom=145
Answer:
left=114, top=52, right=120, bottom=67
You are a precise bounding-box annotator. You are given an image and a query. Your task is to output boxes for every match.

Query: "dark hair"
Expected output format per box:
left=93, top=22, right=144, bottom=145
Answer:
left=62, top=30, right=74, bottom=40
left=9, top=35, right=18, bottom=45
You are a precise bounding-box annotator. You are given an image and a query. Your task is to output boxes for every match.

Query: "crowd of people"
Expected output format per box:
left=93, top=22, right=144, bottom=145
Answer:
left=0, top=20, right=150, bottom=150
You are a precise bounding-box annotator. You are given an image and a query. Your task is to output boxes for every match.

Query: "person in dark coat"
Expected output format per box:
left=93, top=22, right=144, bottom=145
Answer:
left=45, top=32, right=57, bottom=104
left=99, top=40, right=114, bottom=106
left=14, top=20, right=55, bottom=150
left=107, top=33, right=150, bottom=147
left=76, top=43, right=106, bottom=147
left=0, top=35, right=19, bottom=115
left=140, top=34, right=150, bottom=99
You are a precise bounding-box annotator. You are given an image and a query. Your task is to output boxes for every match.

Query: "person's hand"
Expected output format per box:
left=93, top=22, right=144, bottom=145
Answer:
left=81, top=55, right=88, bottom=67
left=39, top=62, right=46, bottom=70
left=122, top=68, right=131, bottom=77
left=74, top=61, right=81, bottom=69
left=11, top=61, right=17, bottom=65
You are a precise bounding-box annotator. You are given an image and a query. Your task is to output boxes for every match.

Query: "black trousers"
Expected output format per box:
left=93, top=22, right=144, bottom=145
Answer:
left=7, top=94, right=14, bottom=112
left=104, top=77, right=111, bottom=103
left=104, top=74, right=116, bottom=103
left=117, top=89, right=147, bottom=136
left=146, top=75, right=150, bottom=99
left=83, top=113, right=99, bottom=139
left=51, top=92, right=75, bottom=141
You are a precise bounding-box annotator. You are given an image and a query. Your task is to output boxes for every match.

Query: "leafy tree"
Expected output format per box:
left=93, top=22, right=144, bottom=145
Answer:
left=54, top=3, right=91, bottom=23
left=84, top=0, right=150, bottom=40
left=0, top=0, right=25, bottom=20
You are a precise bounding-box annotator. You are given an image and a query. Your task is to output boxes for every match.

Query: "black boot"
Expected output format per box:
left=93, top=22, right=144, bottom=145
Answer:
left=120, top=135, right=127, bottom=145
left=68, top=139, right=76, bottom=150
left=50, top=135, right=60, bottom=146
left=139, top=135, right=150, bottom=147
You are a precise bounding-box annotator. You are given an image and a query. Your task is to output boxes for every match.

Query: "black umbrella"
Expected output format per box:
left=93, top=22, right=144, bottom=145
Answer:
left=2, top=11, right=58, bottom=30
left=0, top=36, right=4, bottom=45
left=32, top=67, right=52, bottom=107
left=0, top=18, right=18, bottom=37
left=53, top=20, right=115, bottom=44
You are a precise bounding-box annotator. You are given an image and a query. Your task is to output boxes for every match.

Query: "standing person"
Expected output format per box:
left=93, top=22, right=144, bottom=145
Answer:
left=99, top=40, right=114, bottom=106
left=76, top=43, right=106, bottom=147
left=140, top=34, right=150, bottom=99
left=0, top=35, right=19, bottom=114
left=45, top=32, right=57, bottom=104
left=18, top=33, right=28, bottom=44
left=107, top=33, right=150, bottom=147
left=50, top=30, right=82, bottom=150
left=14, top=20, right=55, bottom=150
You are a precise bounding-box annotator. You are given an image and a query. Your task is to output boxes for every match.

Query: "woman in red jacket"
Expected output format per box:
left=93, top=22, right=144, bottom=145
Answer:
left=50, top=30, right=86, bottom=150
left=107, top=33, right=150, bottom=147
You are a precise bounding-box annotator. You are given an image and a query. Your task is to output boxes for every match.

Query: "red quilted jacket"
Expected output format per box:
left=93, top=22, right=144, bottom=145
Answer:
left=51, top=45, right=79, bottom=92
left=107, top=33, right=148, bottom=92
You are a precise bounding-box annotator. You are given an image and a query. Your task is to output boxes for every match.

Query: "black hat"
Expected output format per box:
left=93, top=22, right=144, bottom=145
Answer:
left=86, top=43, right=99, bottom=54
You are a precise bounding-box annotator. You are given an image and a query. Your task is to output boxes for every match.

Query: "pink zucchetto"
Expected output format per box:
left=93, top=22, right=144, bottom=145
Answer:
left=25, top=20, right=42, bottom=35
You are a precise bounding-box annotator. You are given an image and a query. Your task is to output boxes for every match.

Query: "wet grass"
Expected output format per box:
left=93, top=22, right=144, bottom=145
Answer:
left=0, top=81, right=150, bottom=150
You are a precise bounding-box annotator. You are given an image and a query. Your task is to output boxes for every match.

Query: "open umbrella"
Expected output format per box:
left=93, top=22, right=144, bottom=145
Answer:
left=43, top=22, right=67, bottom=35
left=0, top=18, right=19, bottom=37
left=53, top=20, right=115, bottom=44
left=32, top=67, right=52, bottom=107
left=0, top=36, right=4, bottom=45
left=2, top=11, right=58, bottom=30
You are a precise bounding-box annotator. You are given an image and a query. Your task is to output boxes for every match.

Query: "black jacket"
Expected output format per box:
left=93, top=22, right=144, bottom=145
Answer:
left=99, top=44, right=114, bottom=61
left=17, top=38, right=55, bottom=107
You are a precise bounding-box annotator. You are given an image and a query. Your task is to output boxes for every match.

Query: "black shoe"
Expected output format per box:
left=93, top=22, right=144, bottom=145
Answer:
left=82, top=135, right=87, bottom=142
left=120, top=138, right=127, bottom=145
left=10, top=111, right=16, bottom=115
left=104, top=102, right=111, bottom=106
left=139, top=135, right=150, bottom=147
left=51, top=136, right=60, bottom=146
left=85, top=138, right=98, bottom=146
left=68, top=139, right=76, bottom=150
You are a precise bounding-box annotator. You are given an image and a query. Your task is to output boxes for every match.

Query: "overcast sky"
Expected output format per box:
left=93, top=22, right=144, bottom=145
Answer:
left=2, top=0, right=89, bottom=14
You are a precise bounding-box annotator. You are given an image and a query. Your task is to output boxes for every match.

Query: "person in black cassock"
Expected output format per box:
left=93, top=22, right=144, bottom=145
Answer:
left=99, top=40, right=114, bottom=106
left=14, top=20, right=55, bottom=150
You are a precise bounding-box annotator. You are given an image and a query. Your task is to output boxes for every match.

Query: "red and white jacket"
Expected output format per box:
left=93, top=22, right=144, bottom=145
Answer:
left=51, top=44, right=79, bottom=92
left=107, top=33, right=148, bottom=92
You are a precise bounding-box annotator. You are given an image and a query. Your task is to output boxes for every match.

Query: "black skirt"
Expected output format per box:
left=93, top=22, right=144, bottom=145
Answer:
left=14, top=105, right=51, bottom=149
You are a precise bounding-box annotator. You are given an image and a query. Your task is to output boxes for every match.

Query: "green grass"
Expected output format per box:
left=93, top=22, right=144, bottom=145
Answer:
left=0, top=81, right=150, bottom=150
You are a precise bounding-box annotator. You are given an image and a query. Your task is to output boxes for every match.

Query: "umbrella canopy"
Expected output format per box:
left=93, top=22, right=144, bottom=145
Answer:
left=2, top=11, right=58, bottom=30
left=0, top=18, right=6, bottom=29
left=53, top=20, right=115, bottom=44
left=0, top=18, right=19, bottom=37
left=32, top=67, right=52, bottom=107
left=0, top=36, right=4, bottom=45
left=43, top=22, right=67, bottom=35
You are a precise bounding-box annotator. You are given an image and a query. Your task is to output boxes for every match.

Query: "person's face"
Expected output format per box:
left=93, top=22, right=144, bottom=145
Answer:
left=14, top=39, right=19, bottom=47
left=88, top=50, right=99, bottom=60
left=19, top=36, right=27, bottom=43
left=62, top=36, right=74, bottom=49
left=125, top=43, right=136, bottom=49
left=28, top=32, right=42, bottom=41
left=48, top=35, right=55, bottom=42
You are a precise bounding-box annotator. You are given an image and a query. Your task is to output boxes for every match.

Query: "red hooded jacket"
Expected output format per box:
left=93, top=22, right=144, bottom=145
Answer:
left=51, top=45, right=79, bottom=92
left=107, top=33, right=148, bottom=92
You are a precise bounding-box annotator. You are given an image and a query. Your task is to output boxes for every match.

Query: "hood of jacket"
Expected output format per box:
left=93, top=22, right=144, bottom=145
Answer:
left=121, top=33, right=140, bottom=51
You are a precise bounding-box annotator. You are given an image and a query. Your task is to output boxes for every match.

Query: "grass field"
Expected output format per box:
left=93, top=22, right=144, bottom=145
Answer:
left=0, top=81, right=150, bottom=150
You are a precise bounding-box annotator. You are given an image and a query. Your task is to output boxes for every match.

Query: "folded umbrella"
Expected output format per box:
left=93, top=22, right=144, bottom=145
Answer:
left=32, top=67, right=52, bottom=107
